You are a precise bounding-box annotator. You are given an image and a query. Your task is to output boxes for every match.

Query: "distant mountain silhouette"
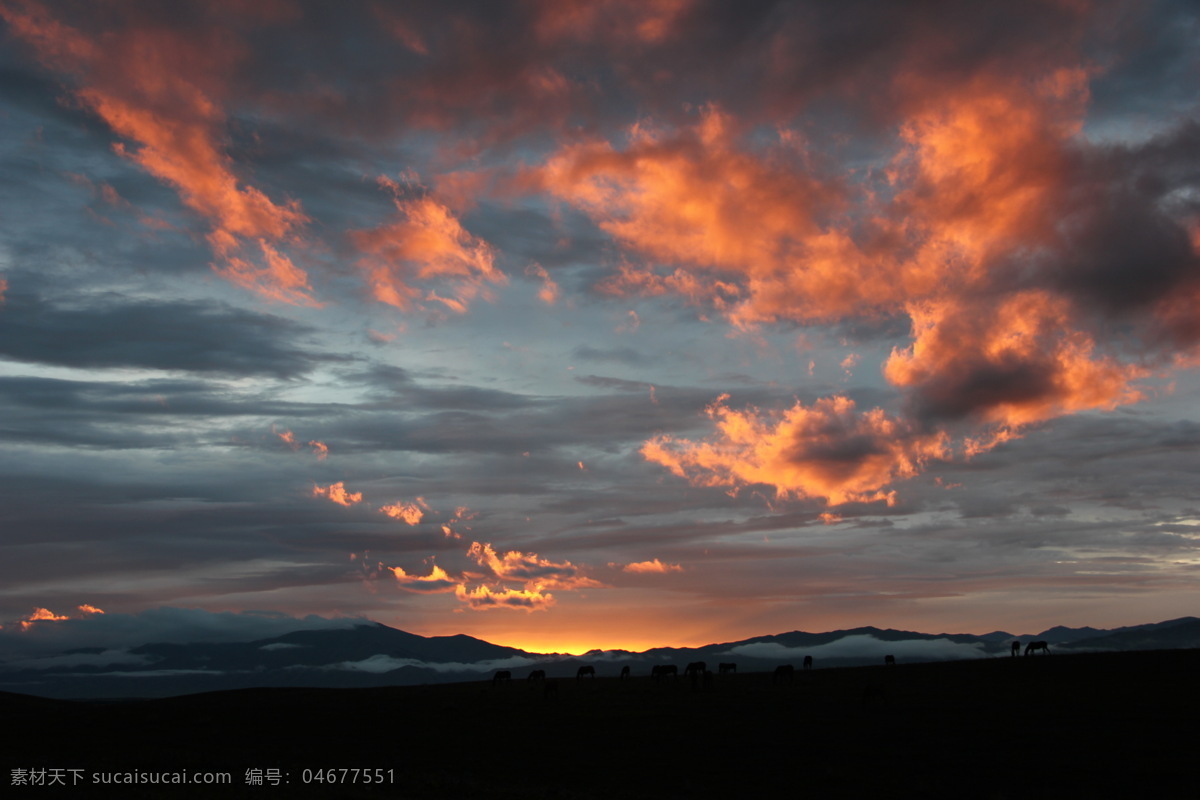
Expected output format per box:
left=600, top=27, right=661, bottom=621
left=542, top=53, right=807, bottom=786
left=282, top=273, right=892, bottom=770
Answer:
left=3, top=616, right=1196, bottom=699
left=1034, top=624, right=1113, bottom=643
left=1058, top=617, right=1200, bottom=651
left=126, top=623, right=526, bottom=672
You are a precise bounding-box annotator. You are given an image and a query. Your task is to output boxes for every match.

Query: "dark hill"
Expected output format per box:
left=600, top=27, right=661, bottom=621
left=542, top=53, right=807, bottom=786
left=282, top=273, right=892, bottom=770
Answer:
left=126, top=623, right=529, bottom=671
left=1063, top=617, right=1200, bottom=651
left=3, top=649, right=1195, bottom=799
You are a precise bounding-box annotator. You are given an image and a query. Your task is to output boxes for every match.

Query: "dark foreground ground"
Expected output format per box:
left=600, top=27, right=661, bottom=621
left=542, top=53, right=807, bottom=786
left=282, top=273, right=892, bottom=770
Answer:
left=4, top=649, right=1197, bottom=798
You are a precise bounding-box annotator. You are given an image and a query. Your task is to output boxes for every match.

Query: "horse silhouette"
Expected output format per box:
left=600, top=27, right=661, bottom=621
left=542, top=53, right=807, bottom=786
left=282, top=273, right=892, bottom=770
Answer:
left=651, top=664, right=677, bottom=681
left=527, top=669, right=545, bottom=681
left=619, top=665, right=631, bottom=680
left=576, top=665, right=596, bottom=679
left=803, top=655, right=813, bottom=670
left=493, top=670, right=511, bottom=686
left=884, top=654, right=896, bottom=666
left=684, top=661, right=706, bottom=679
left=773, top=664, right=794, bottom=684
left=1011, top=640, right=1021, bottom=657
left=1024, top=640, right=1050, bottom=656
left=718, top=662, right=736, bottom=674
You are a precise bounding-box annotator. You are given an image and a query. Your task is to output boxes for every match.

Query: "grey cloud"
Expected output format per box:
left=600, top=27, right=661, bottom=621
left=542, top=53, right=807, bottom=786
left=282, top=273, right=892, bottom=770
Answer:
left=575, top=374, right=654, bottom=392
left=727, top=634, right=988, bottom=662
left=347, top=364, right=538, bottom=411
left=572, top=346, right=649, bottom=366
left=323, top=654, right=536, bottom=674
left=4, top=649, right=152, bottom=671
left=0, top=291, right=324, bottom=378
left=0, top=375, right=334, bottom=450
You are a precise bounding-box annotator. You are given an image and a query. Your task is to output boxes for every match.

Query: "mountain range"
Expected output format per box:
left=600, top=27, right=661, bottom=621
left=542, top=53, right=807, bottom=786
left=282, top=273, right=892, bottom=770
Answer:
left=3, top=615, right=1197, bottom=699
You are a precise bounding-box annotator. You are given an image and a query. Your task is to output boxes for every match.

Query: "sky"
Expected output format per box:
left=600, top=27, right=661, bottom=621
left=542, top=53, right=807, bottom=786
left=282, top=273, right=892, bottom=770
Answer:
left=1, top=0, right=1198, bottom=655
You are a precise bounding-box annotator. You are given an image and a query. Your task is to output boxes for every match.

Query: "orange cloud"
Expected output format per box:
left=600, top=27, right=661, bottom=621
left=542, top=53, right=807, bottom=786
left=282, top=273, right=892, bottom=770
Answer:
left=378, top=543, right=569, bottom=609
left=274, top=427, right=328, bottom=459
left=380, top=498, right=428, bottom=526
left=0, top=277, right=7, bottom=305
left=351, top=182, right=505, bottom=313
left=466, top=541, right=602, bottom=590
left=554, top=69, right=1186, bottom=503
left=872, top=75, right=1157, bottom=436
left=215, top=240, right=316, bottom=307
left=884, top=292, right=1147, bottom=435
left=390, top=564, right=458, bottom=594
left=440, top=506, right=475, bottom=540
left=0, top=1, right=317, bottom=305
left=311, top=482, right=363, bottom=507
left=537, top=79, right=1090, bottom=332
left=454, top=583, right=556, bottom=612
left=536, top=106, right=870, bottom=328
left=18, top=607, right=70, bottom=630
left=642, top=394, right=949, bottom=506
left=533, top=0, right=693, bottom=46
left=840, top=353, right=860, bottom=379
left=273, top=425, right=299, bottom=449
left=620, top=559, right=683, bottom=574
left=368, top=3, right=429, bottom=56
left=77, top=604, right=104, bottom=615
left=525, top=263, right=560, bottom=305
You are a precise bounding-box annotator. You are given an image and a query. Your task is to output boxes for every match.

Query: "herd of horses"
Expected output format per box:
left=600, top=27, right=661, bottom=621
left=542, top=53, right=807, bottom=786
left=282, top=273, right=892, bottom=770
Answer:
left=492, top=641, right=1051, bottom=688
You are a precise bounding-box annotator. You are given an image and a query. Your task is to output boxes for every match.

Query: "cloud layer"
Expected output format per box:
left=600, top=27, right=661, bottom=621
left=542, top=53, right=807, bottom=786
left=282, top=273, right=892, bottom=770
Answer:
left=1, top=0, right=1198, bottom=650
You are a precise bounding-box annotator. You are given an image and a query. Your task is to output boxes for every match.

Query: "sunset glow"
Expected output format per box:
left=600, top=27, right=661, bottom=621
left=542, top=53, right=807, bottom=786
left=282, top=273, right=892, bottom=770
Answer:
left=2, top=0, right=1198, bottom=654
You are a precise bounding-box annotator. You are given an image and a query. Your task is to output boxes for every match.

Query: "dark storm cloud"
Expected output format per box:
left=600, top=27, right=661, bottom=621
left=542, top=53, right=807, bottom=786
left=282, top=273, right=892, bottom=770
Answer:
left=902, top=351, right=1061, bottom=426
left=1053, top=189, right=1197, bottom=314
left=0, top=291, right=324, bottom=377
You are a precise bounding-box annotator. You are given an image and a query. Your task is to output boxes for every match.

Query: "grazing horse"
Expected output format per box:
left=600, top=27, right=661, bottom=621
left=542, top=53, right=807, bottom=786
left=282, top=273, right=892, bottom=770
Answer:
left=1024, top=640, right=1050, bottom=656
left=684, top=661, right=706, bottom=679
left=803, top=655, right=813, bottom=671
left=576, top=665, right=596, bottom=679
left=619, top=665, right=631, bottom=680
left=1011, top=640, right=1022, bottom=657
left=884, top=654, right=896, bottom=666
left=527, top=669, right=545, bottom=681
left=493, top=670, right=511, bottom=687
left=718, top=662, right=736, bottom=674
left=773, top=664, right=794, bottom=684
left=651, top=664, right=678, bottom=681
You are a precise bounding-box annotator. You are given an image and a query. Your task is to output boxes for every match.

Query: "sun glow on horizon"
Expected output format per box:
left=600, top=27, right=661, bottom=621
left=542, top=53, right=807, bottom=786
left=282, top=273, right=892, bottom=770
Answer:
left=481, top=633, right=692, bottom=656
